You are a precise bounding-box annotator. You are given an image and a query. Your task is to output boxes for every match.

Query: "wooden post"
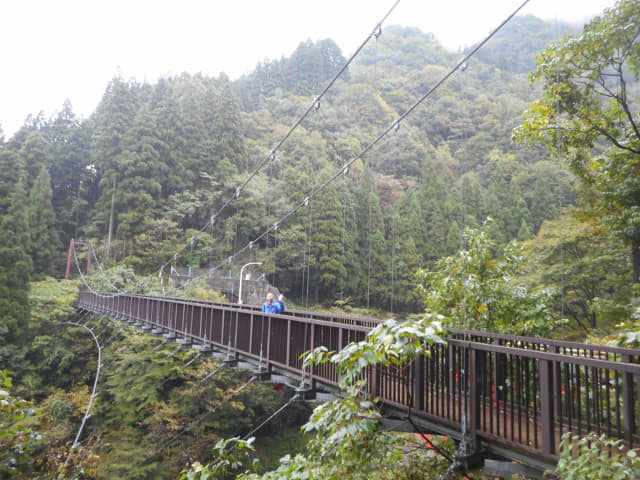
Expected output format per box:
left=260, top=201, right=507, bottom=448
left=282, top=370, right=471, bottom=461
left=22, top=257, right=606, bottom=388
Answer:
left=309, top=321, right=315, bottom=392
left=233, top=311, right=239, bottom=358
left=622, top=354, right=636, bottom=445
left=469, top=347, right=482, bottom=452
left=551, top=346, right=562, bottom=433
left=266, top=317, right=272, bottom=371
left=540, top=358, right=555, bottom=455
left=286, top=319, right=291, bottom=367
left=494, top=339, right=506, bottom=406
left=414, top=355, right=425, bottom=410
left=249, top=313, right=254, bottom=355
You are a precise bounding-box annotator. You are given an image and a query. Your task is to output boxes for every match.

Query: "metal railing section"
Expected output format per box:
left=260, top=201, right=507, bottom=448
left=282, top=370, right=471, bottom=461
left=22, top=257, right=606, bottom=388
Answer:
left=77, top=292, right=640, bottom=461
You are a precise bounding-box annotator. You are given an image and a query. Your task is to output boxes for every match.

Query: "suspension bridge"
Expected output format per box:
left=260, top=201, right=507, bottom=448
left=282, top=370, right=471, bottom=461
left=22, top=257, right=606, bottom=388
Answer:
left=76, top=291, right=640, bottom=476
left=59, top=1, right=640, bottom=477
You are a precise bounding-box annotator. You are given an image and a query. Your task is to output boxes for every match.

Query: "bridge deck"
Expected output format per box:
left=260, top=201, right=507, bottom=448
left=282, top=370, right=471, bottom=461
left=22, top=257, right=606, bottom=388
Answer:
left=77, top=292, right=640, bottom=471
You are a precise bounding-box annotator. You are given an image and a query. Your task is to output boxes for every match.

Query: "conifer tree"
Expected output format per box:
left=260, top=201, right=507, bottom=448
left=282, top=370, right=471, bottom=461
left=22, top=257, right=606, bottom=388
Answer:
left=354, top=170, right=388, bottom=309
left=92, top=77, right=140, bottom=246
left=388, top=192, right=426, bottom=311
left=417, top=161, right=450, bottom=263
left=445, top=220, right=462, bottom=255
left=46, top=100, right=93, bottom=245
left=115, top=106, right=164, bottom=240
left=310, top=179, right=344, bottom=304
left=19, top=130, right=52, bottom=187
left=27, top=167, right=60, bottom=277
left=337, top=178, right=360, bottom=302
left=211, top=74, right=248, bottom=172
left=0, top=150, right=25, bottom=215
left=517, top=219, right=532, bottom=241
left=0, top=181, right=32, bottom=341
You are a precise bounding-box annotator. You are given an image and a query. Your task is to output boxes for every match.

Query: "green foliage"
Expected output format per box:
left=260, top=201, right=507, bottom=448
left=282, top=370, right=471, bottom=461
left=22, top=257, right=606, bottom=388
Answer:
left=475, top=15, right=575, bottom=74
left=548, top=433, right=640, bottom=480
left=418, top=220, right=556, bottom=335
left=1, top=19, right=576, bottom=311
left=525, top=212, right=634, bottom=334
left=181, top=437, right=259, bottom=480
left=0, top=371, right=40, bottom=479
left=515, top=0, right=640, bottom=281
left=84, top=264, right=138, bottom=292
left=616, top=302, right=640, bottom=347
left=171, top=278, right=228, bottom=302
left=310, top=178, right=346, bottom=304
left=29, top=277, right=78, bottom=325
left=217, top=314, right=448, bottom=480
left=0, top=181, right=32, bottom=342
left=90, top=328, right=306, bottom=479
left=27, top=167, right=60, bottom=278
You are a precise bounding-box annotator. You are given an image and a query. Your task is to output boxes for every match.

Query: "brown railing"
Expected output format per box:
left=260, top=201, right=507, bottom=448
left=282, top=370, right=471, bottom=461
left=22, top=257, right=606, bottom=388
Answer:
left=77, top=292, right=640, bottom=463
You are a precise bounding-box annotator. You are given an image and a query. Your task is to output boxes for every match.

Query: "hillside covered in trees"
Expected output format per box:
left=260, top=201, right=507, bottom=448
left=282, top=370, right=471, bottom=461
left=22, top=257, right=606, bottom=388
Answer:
left=1, top=17, right=577, bottom=313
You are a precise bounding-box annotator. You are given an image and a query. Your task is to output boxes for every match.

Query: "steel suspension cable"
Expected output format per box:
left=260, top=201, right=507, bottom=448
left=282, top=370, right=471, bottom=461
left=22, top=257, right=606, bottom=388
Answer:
left=391, top=199, right=396, bottom=315
left=96, top=1, right=402, bottom=300
left=240, top=393, right=301, bottom=442
left=56, top=321, right=103, bottom=472
left=130, top=375, right=258, bottom=473
left=151, top=0, right=531, bottom=296
left=555, top=11, right=566, bottom=327
left=163, top=362, right=226, bottom=410
left=367, top=174, right=373, bottom=312
left=305, top=201, right=313, bottom=308
left=88, top=240, right=122, bottom=293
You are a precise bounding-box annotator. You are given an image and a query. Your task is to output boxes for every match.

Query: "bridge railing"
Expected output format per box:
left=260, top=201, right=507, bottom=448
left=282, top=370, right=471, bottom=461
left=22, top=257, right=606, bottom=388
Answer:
left=77, top=292, right=640, bottom=462
left=123, top=294, right=639, bottom=360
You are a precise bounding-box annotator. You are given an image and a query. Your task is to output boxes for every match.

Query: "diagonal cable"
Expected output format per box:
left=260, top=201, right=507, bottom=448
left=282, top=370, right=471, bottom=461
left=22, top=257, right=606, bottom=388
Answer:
left=77, top=1, right=402, bottom=299
left=177, top=0, right=531, bottom=292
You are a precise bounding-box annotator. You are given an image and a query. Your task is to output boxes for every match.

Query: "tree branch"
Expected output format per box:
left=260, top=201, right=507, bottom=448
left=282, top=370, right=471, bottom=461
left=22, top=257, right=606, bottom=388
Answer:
left=577, top=113, right=640, bottom=154
left=616, top=64, right=640, bottom=142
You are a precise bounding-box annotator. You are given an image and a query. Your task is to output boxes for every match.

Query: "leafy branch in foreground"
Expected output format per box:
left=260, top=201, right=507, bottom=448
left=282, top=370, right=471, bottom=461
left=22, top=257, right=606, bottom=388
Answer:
left=514, top=0, right=640, bottom=283
left=0, top=371, right=40, bottom=478
left=418, top=220, right=556, bottom=336
left=184, top=315, right=450, bottom=480
left=544, top=432, right=640, bottom=480
left=181, top=437, right=259, bottom=480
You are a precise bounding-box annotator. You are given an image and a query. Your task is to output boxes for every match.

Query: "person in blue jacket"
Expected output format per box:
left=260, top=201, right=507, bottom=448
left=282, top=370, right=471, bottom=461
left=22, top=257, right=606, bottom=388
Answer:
left=262, top=292, right=285, bottom=314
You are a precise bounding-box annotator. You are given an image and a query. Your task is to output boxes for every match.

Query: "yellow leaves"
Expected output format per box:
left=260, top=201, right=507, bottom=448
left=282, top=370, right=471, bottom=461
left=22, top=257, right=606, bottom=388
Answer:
left=565, top=53, right=572, bottom=61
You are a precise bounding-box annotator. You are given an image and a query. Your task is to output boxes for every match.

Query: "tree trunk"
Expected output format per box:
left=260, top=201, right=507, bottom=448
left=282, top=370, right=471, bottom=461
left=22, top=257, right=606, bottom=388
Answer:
left=107, top=179, right=116, bottom=259
left=633, top=237, right=640, bottom=284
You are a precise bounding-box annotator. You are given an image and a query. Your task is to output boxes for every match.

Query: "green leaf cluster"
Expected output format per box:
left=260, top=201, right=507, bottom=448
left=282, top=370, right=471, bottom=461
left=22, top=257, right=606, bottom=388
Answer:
left=418, top=220, right=556, bottom=335
left=548, top=432, right=640, bottom=480
left=515, top=0, right=640, bottom=282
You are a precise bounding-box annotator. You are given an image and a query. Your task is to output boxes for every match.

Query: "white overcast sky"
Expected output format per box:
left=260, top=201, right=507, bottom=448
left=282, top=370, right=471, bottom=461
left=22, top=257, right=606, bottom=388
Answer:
left=0, top=0, right=615, bottom=138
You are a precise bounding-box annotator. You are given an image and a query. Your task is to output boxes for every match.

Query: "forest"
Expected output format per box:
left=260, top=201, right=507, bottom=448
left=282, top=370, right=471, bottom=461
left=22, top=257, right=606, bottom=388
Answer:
left=1, top=0, right=640, bottom=478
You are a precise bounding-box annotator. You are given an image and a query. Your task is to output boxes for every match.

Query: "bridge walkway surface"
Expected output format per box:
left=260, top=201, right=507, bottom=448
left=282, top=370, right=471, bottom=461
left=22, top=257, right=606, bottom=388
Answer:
left=77, top=292, right=640, bottom=476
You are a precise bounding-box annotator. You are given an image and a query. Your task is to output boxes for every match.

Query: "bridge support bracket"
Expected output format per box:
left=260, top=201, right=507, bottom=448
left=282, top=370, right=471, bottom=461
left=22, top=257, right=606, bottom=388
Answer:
left=482, top=459, right=543, bottom=479
left=223, top=354, right=238, bottom=368
left=446, top=431, right=485, bottom=476
left=295, top=381, right=315, bottom=400
left=255, top=367, right=271, bottom=382
left=192, top=343, right=211, bottom=354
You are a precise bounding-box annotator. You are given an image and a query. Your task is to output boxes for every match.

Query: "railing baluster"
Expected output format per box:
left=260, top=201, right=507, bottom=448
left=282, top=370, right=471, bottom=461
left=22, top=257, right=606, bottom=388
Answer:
left=540, top=358, right=554, bottom=455
left=623, top=353, right=636, bottom=446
